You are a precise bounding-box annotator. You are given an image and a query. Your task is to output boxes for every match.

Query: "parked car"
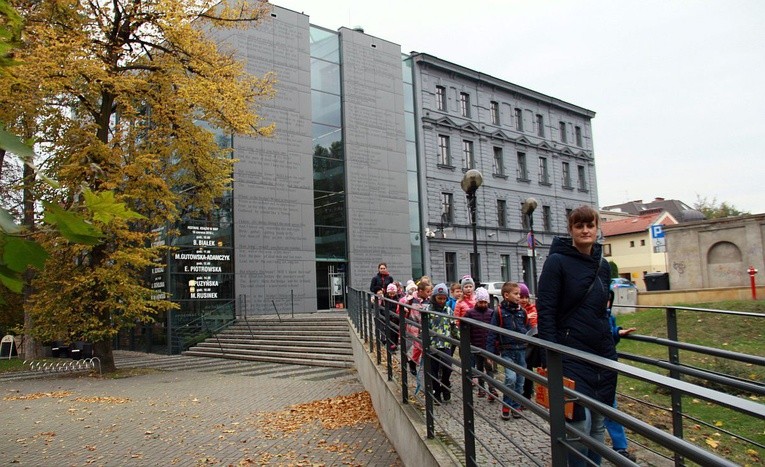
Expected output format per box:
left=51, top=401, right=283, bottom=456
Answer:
left=479, top=281, right=505, bottom=307
left=610, top=278, right=637, bottom=290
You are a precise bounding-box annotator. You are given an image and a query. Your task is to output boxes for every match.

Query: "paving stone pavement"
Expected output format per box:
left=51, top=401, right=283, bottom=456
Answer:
left=0, top=351, right=401, bottom=466
left=389, top=353, right=665, bottom=467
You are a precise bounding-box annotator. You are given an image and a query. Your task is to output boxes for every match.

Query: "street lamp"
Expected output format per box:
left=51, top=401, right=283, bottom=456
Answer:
left=522, top=197, right=538, bottom=296
left=461, top=169, right=483, bottom=284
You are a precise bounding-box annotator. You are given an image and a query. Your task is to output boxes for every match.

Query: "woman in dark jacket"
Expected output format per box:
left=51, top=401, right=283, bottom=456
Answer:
left=537, top=205, right=616, bottom=467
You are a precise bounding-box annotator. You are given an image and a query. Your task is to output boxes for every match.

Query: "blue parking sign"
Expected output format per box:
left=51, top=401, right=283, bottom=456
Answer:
left=651, top=225, right=664, bottom=239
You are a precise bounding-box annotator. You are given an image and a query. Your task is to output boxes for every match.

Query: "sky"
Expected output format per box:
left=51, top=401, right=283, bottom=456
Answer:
left=275, top=0, right=765, bottom=214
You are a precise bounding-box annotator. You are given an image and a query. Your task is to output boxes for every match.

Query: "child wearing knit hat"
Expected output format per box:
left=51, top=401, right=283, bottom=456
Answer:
left=454, top=276, right=476, bottom=319
left=427, top=283, right=458, bottom=403
left=464, top=287, right=498, bottom=401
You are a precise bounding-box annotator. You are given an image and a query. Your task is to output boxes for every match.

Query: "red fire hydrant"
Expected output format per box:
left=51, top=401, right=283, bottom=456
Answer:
left=748, top=266, right=758, bottom=300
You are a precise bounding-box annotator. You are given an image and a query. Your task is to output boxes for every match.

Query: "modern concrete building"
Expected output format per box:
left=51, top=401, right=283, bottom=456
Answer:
left=142, top=3, right=603, bottom=353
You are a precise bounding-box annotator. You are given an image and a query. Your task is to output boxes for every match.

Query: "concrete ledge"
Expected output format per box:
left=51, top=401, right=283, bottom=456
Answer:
left=637, top=286, right=765, bottom=306
left=347, top=321, right=460, bottom=466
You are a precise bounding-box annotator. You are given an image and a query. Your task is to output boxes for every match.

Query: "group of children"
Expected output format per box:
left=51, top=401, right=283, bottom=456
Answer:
left=376, top=275, right=539, bottom=421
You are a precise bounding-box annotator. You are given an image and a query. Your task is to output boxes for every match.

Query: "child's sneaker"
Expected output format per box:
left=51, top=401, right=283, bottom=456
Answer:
left=616, top=449, right=636, bottom=462
left=501, top=407, right=511, bottom=420
left=487, top=388, right=498, bottom=402
left=477, top=388, right=486, bottom=398
left=511, top=409, right=523, bottom=419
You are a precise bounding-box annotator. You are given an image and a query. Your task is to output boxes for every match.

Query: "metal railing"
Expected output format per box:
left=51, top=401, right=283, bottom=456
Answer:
left=171, top=300, right=237, bottom=354
left=348, top=288, right=764, bottom=466
left=611, top=303, right=765, bottom=465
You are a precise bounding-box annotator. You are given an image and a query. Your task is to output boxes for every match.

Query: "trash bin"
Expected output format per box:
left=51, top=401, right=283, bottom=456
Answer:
left=644, top=272, right=670, bottom=291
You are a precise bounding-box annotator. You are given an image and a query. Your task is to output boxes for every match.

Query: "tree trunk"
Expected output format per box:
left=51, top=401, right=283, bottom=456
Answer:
left=94, top=340, right=116, bottom=373
left=21, top=151, right=40, bottom=359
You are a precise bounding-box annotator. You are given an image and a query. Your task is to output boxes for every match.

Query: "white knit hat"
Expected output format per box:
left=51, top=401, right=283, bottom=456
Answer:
left=475, top=287, right=490, bottom=303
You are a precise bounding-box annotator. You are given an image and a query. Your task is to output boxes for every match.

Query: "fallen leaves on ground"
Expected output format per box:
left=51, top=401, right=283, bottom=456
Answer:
left=255, top=391, right=377, bottom=438
left=4, top=391, right=73, bottom=401
left=73, top=396, right=130, bottom=404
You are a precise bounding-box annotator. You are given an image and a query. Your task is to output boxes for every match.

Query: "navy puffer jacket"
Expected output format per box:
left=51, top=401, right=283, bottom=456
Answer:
left=537, top=237, right=617, bottom=418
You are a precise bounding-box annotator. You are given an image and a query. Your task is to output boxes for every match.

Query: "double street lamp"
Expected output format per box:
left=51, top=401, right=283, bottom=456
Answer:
left=461, top=169, right=483, bottom=284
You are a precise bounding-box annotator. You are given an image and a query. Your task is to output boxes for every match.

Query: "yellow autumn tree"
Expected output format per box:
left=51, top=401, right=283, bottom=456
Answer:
left=1, top=0, right=275, bottom=371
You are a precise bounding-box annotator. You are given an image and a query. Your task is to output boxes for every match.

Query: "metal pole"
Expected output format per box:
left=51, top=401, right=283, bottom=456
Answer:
left=421, top=312, right=435, bottom=438
left=530, top=218, right=537, bottom=296
left=400, top=304, right=409, bottom=404
left=459, top=320, right=477, bottom=467
left=667, top=307, right=685, bottom=466
left=546, top=350, right=569, bottom=466
left=470, top=193, right=479, bottom=284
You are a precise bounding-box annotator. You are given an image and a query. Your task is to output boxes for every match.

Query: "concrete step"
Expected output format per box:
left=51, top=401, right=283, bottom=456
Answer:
left=183, top=348, right=352, bottom=368
left=194, top=341, right=353, bottom=356
left=210, top=337, right=351, bottom=348
left=224, top=325, right=349, bottom=333
left=217, top=332, right=350, bottom=341
left=183, top=315, right=354, bottom=369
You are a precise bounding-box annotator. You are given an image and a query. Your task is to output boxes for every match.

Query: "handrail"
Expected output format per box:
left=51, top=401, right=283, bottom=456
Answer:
left=350, top=287, right=763, bottom=467
left=271, top=300, right=282, bottom=322
left=614, top=303, right=763, bottom=318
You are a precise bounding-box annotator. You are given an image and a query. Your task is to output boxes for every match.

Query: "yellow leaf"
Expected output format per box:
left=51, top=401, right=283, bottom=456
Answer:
left=714, top=420, right=724, bottom=427
left=705, top=438, right=719, bottom=449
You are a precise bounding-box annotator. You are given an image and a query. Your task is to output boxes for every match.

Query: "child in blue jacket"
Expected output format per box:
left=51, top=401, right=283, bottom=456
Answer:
left=604, top=290, right=638, bottom=461
left=487, top=282, right=529, bottom=420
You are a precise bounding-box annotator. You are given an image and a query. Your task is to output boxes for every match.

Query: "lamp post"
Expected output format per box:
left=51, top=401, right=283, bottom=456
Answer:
left=522, top=197, right=538, bottom=296
left=461, top=169, right=483, bottom=284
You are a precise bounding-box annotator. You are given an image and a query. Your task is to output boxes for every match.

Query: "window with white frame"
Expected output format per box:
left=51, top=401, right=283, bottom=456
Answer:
left=436, top=85, right=447, bottom=111
left=514, top=108, right=523, bottom=131
left=501, top=255, right=511, bottom=281
left=562, top=162, right=572, bottom=188
left=517, top=151, right=528, bottom=180
left=577, top=165, right=587, bottom=191
left=490, top=101, right=500, bottom=125
left=493, top=147, right=504, bottom=176
left=536, top=114, right=544, bottom=137
left=497, top=199, right=507, bottom=228
left=463, top=140, right=474, bottom=169
left=538, top=156, right=550, bottom=184
left=445, top=252, right=457, bottom=283
left=543, top=205, right=552, bottom=231
left=460, top=92, right=470, bottom=117
left=441, top=192, right=454, bottom=223
left=438, top=134, right=451, bottom=165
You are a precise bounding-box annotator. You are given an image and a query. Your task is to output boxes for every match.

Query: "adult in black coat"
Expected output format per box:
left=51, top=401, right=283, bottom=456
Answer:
left=537, top=205, right=615, bottom=467
left=370, top=262, right=394, bottom=294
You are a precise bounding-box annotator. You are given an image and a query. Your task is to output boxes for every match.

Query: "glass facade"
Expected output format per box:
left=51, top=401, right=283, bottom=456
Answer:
left=129, top=120, right=236, bottom=354
left=403, top=56, right=423, bottom=279
left=311, top=26, right=347, bottom=309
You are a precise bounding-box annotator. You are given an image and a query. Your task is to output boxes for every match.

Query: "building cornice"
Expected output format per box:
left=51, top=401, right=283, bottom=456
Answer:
left=410, top=52, right=596, bottom=118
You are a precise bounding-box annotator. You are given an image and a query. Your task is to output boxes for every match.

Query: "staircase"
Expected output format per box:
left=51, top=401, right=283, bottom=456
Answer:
left=182, top=314, right=354, bottom=368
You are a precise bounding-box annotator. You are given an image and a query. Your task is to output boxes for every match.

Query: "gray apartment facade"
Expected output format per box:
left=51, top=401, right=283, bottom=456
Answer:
left=410, top=53, right=598, bottom=288
left=150, top=4, right=600, bottom=340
